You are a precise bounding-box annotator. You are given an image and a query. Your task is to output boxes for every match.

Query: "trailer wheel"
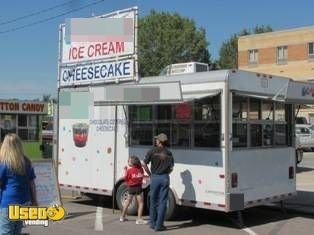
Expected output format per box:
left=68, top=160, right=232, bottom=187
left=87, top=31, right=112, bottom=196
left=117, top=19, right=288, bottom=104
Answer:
left=116, top=182, right=138, bottom=215
left=147, top=189, right=177, bottom=220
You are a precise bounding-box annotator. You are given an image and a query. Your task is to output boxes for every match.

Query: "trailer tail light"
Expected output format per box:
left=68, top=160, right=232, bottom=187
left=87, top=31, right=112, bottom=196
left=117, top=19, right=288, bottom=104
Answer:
left=289, top=166, right=294, bottom=179
left=231, top=173, right=238, bottom=188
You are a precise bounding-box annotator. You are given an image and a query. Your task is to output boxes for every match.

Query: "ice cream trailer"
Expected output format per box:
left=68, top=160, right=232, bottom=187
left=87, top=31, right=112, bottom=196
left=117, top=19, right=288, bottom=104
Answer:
left=57, top=69, right=314, bottom=218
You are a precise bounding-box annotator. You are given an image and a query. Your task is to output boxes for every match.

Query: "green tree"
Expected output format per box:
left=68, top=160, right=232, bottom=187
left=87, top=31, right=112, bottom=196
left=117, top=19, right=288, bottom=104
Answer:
left=42, top=94, right=51, bottom=102
left=218, top=25, right=272, bottom=69
left=138, top=10, right=211, bottom=77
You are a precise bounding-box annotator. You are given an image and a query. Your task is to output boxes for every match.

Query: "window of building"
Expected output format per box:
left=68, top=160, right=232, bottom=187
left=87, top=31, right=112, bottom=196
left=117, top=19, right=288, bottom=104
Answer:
left=18, top=115, right=27, bottom=127
left=28, top=115, right=37, bottom=127
left=129, top=95, right=221, bottom=149
left=248, top=49, right=258, bottom=64
left=308, top=42, right=314, bottom=58
left=18, top=129, right=29, bottom=141
left=277, top=46, right=288, bottom=64
left=0, top=115, right=17, bottom=141
left=0, top=114, right=38, bottom=142
left=18, top=114, right=38, bottom=141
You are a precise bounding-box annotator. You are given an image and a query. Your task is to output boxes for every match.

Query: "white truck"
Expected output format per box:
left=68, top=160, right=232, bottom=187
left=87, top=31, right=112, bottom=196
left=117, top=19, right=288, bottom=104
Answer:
left=57, top=69, right=313, bottom=218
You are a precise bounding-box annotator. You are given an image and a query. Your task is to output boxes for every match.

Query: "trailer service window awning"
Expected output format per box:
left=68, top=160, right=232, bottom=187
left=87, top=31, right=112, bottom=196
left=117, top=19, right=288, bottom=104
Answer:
left=232, top=91, right=277, bottom=101
left=234, top=81, right=314, bottom=105
left=285, top=81, right=314, bottom=104
left=92, top=82, right=221, bottom=105
left=92, top=81, right=183, bottom=105
left=182, top=90, right=221, bottom=101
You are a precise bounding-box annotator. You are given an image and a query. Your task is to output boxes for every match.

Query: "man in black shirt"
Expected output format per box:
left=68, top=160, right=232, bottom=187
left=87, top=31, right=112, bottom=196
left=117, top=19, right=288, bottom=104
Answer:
left=142, top=133, right=174, bottom=232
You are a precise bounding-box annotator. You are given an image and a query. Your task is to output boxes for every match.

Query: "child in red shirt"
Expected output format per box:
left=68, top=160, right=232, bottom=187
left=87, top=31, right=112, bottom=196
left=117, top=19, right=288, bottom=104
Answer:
left=120, top=156, right=147, bottom=225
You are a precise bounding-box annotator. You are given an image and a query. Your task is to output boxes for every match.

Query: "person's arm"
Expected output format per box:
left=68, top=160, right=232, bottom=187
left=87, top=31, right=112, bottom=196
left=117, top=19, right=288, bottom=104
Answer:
left=169, top=152, right=174, bottom=174
left=28, top=162, right=38, bottom=206
left=141, top=161, right=151, bottom=176
left=0, top=165, right=6, bottom=201
left=141, top=149, right=153, bottom=176
left=30, top=180, right=38, bottom=206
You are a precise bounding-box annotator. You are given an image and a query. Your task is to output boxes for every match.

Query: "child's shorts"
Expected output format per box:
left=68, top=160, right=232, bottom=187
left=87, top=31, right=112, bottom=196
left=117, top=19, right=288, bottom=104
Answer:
left=128, top=185, right=143, bottom=195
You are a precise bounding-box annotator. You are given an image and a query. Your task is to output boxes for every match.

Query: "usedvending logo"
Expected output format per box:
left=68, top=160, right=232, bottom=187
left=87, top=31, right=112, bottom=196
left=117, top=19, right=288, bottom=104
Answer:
left=8, top=205, right=65, bottom=227
left=302, top=86, right=314, bottom=97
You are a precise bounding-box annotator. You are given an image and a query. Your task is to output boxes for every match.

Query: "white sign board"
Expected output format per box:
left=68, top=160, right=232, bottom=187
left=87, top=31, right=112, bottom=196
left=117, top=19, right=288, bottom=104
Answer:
left=58, top=7, right=138, bottom=87
left=286, top=81, right=314, bottom=104
left=33, top=160, right=61, bottom=207
left=60, top=9, right=136, bottom=64
left=0, top=100, right=48, bottom=114
left=60, top=59, right=134, bottom=87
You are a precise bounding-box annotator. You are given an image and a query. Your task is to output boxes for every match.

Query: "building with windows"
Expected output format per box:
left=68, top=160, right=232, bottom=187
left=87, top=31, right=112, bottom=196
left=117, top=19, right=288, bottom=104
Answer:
left=0, top=100, right=48, bottom=158
left=238, top=26, right=314, bottom=80
left=238, top=26, right=314, bottom=123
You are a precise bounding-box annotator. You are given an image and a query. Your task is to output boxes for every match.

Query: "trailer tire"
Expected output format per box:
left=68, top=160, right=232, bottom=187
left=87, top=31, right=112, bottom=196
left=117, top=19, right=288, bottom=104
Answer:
left=116, top=182, right=138, bottom=215
left=147, top=189, right=177, bottom=220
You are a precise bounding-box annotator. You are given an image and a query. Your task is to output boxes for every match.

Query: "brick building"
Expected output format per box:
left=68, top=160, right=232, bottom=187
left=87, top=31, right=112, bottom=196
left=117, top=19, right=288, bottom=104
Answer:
left=238, top=26, right=314, bottom=81
left=238, top=26, right=314, bottom=123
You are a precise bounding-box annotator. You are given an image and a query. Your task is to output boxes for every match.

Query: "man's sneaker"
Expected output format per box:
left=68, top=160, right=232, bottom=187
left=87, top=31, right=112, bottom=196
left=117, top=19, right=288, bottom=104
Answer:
left=155, top=225, right=166, bottom=232
left=135, top=219, right=148, bottom=225
left=119, top=217, right=128, bottom=222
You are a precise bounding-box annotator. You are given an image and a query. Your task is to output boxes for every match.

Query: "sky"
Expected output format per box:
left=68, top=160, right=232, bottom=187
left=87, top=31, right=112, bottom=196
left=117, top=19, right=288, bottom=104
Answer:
left=1, top=0, right=314, bottom=100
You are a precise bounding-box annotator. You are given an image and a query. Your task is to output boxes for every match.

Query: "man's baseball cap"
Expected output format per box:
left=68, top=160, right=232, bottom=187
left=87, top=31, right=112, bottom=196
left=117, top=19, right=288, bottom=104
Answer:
left=154, top=133, right=168, bottom=142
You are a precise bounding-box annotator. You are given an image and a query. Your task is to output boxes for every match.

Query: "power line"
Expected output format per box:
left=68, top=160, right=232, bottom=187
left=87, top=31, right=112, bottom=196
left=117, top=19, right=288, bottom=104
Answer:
left=0, top=0, right=104, bottom=34
left=0, top=0, right=76, bottom=26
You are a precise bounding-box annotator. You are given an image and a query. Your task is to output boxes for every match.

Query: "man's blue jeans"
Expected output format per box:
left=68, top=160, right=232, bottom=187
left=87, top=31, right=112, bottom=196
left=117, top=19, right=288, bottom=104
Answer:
left=150, top=174, right=169, bottom=230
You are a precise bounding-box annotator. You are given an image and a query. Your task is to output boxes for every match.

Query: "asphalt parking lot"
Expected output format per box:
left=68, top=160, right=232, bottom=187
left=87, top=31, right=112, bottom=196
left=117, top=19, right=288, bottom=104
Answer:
left=24, top=153, right=314, bottom=235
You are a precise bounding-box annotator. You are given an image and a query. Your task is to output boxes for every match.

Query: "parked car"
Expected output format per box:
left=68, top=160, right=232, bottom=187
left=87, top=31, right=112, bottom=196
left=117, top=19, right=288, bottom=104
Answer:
left=296, top=117, right=308, bottom=124
left=296, top=125, right=314, bottom=151
left=295, top=135, right=303, bottom=164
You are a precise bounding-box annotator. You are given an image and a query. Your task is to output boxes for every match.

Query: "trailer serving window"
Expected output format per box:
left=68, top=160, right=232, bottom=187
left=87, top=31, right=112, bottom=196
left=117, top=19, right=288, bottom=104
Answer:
left=232, top=94, right=292, bottom=148
left=129, top=94, right=221, bottom=149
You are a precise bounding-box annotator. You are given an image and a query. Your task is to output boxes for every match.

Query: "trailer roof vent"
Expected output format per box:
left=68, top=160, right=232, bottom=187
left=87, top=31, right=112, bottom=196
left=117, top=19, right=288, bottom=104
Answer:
left=159, top=62, right=209, bottom=76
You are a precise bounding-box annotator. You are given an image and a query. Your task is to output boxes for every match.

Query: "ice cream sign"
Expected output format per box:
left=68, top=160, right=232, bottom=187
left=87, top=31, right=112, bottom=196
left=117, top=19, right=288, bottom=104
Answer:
left=61, top=15, right=135, bottom=64
left=58, top=7, right=138, bottom=88
left=301, top=86, right=314, bottom=97
left=0, top=101, right=47, bottom=114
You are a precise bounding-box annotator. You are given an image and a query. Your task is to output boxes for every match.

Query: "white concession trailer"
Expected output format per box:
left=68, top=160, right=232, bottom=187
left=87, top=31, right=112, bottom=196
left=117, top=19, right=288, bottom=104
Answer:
left=57, top=69, right=314, bottom=217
